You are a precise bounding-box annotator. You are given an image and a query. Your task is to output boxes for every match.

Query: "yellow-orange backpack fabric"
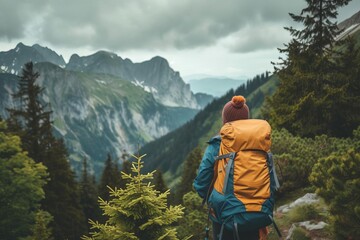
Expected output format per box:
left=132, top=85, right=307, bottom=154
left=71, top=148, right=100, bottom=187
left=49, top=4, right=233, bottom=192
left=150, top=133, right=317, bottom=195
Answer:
left=208, top=119, right=280, bottom=234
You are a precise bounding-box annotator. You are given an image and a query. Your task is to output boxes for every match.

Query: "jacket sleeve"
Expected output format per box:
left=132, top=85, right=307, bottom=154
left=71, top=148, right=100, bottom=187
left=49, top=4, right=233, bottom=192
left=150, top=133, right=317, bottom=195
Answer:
left=193, top=143, right=218, bottom=199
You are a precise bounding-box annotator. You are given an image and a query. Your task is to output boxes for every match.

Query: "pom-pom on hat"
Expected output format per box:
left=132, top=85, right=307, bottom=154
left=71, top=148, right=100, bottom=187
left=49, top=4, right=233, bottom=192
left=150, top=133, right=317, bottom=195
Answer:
left=222, top=95, right=249, bottom=124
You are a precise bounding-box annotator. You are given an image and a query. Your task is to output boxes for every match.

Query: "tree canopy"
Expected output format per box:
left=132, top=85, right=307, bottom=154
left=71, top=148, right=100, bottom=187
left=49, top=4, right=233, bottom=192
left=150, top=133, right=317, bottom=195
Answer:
left=0, top=121, right=48, bottom=239
left=84, top=154, right=185, bottom=240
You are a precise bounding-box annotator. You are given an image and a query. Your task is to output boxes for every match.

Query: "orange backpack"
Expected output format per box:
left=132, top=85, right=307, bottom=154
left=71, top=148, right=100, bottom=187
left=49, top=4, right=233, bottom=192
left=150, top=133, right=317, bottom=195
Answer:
left=207, top=119, right=281, bottom=238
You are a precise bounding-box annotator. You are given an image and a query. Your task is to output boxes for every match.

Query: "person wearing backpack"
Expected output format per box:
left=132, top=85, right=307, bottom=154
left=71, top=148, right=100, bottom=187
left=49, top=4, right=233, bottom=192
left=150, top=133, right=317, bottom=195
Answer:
left=194, top=95, right=280, bottom=240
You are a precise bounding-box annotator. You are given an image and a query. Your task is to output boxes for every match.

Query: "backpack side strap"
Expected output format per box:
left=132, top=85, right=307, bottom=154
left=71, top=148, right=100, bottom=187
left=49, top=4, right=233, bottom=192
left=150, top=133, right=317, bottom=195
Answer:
left=216, top=152, right=237, bottom=194
left=266, top=152, right=280, bottom=190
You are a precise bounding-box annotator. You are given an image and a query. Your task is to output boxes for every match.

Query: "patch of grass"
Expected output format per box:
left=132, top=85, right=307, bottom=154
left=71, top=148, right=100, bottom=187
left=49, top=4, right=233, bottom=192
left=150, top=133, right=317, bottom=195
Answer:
left=288, top=204, right=321, bottom=223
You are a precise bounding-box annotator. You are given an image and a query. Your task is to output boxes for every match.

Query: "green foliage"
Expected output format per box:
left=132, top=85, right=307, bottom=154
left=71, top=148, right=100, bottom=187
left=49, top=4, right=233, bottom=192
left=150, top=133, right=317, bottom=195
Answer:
left=83, top=154, right=184, bottom=240
left=177, top=192, right=209, bottom=240
left=310, top=148, right=360, bottom=239
left=0, top=121, right=48, bottom=239
left=271, top=128, right=350, bottom=193
left=25, top=210, right=54, bottom=240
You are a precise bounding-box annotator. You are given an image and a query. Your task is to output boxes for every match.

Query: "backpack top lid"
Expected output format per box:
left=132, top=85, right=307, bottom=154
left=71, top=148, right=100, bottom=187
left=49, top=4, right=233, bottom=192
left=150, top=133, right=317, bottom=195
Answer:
left=220, top=119, right=271, bottom=152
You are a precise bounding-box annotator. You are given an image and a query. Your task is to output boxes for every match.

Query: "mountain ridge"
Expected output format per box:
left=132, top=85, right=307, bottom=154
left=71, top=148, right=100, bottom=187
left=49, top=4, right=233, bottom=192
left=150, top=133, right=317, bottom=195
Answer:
left=0, top=43, right=204, bottom=109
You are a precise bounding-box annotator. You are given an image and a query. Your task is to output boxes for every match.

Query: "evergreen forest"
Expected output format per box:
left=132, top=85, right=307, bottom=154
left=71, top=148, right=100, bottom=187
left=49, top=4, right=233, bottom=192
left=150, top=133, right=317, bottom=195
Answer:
left=1, top=0, right=360, bottom=239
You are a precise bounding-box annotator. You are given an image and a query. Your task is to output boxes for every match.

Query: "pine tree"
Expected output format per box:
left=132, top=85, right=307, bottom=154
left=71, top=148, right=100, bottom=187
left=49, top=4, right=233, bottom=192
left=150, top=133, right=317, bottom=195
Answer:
left=6, top=62, right=87, bottom=240
left=7, top=61, right=52, bottom=163
left=152, top=169, right=168, bottom=193
left=80, top=157, right=101, bottom=232
left=0, top=121, right=48, bottom=239
left=83, top=154, right=185, bottom=240
left=176, top=147, right=203, bottom=203
left=42, top=137, right=87, bottom=240
left=326, top=37, right=360, bottom=137
left=285, top=0, right=350, bottom=55
left=266, top=0, right=357, bottom=137
left=26, top=210, right=54, bottom=240
left=98, top=153, right=121, bottom=202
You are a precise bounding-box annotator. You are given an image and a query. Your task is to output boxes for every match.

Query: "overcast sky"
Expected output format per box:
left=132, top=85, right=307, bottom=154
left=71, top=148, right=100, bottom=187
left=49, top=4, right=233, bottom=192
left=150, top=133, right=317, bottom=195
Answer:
left=1, top=0, right=359, bottom=80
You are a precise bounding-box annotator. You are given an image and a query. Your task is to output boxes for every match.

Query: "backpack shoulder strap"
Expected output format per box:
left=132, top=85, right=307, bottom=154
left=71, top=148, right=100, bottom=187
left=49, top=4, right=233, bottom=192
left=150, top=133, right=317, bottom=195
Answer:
left=202, top=151, right=236, bottom=205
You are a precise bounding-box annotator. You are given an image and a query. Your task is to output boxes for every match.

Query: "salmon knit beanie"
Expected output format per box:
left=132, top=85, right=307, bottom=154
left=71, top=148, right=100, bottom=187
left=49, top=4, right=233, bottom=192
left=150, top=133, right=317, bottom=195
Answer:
left=222, top=95, right=249, bottom=124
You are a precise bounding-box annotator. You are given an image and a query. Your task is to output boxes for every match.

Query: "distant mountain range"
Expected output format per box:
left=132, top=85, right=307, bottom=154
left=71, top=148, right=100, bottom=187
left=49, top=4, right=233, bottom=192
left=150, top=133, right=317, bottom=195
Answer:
left=188, top=77, right=246, bottom=97
left=0, top=43, right=213, bottom=176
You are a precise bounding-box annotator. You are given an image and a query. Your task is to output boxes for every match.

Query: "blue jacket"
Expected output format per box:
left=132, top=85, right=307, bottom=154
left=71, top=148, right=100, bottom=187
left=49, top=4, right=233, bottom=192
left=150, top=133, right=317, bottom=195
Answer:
left=193, top=135, right=221, bottom=199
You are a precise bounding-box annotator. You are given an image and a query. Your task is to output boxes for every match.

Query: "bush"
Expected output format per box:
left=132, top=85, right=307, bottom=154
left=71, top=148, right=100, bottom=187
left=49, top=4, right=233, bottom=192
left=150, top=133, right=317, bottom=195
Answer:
left=310, top=149, right=360, bottom=239
left=271, top=129, right=350, bottom=194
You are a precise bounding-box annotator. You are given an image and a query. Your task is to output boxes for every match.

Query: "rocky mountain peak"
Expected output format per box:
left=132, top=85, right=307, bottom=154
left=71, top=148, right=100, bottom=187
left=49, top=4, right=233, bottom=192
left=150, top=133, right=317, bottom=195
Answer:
left=15, top=42, right=26, bottom=49
left=0, top=43, right=66, bottom=75
left=32, top=44, right=66, bottom=67
left=149, top=56, right=169, bottom=66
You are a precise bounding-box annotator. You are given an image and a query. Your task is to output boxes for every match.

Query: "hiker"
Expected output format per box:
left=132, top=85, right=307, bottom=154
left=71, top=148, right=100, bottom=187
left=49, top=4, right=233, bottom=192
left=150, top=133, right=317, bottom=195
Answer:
left=194, top=95, right=278, bottom=240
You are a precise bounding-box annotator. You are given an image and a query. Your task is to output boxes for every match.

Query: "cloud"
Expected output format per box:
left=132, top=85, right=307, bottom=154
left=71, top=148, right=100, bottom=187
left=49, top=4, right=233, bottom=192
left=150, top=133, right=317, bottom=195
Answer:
left=224, top=23, right=292, bottom=53
left=0, top=0, right=48, bottom=40
left=0, top=0, right=358, bottom=53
